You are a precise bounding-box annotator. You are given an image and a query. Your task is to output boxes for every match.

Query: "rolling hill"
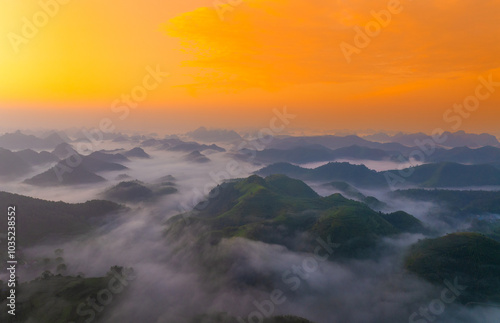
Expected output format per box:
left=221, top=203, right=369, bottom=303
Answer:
left=257, top=162, right=500, bottom=188
left=123, top=147, right=150, bottom=158
left=0, top=267, right=134, bottom=323
left=102, top=180, right=177, bottom=203
left=257, top=162, right=387, bottom=188
left=325, top=181, right=387, bottom=210
left=0, top=147, right=32, bottom=178
left=370, top=131, right=500, bottom=148
left=166, top=175, right=424, bottom=257
left=238, top=145, right=394, bottom=164
left=394, top=162, right=500, bottom=187
left=186, top=126, right=242, bottom=143
left=88, top=151, right=129, bottom=163
left=392, top=189, right=500, bottom=215
left=265, top=135, right=414, bottom=153
left=0, top=131, right=65, bottom=150
left=24, top=153, right=128, bottom=186
left=0, top=191, right=123, bottom=249
left=405, top=233, right=500, bottom=303
left=15, top=149, right=59, bottom=166
left=142, top=137, right=226, bottom=152
left=428, top=146, right=500, bottom=164
left=24, top=163, right=106, bottom=186
left=184, top=150, right=210, bottom=163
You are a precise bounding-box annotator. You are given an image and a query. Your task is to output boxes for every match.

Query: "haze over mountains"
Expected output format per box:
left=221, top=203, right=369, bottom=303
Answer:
left=258, top=161, right=500, bottom=189
left=364, top=130, right=500, bottom=148
left=186, top=127, right=242, bottom=143
left=0, top=128, right=499, bottom=323
left=0, top=131, right=66, bottom=150
left=238, top=144, right=500, bottom=166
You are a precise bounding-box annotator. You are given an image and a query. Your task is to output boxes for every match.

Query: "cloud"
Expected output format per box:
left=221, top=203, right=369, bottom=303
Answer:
left=163, top=0, right=500, bottom=91
left=6, top=134, right=500, bottom=322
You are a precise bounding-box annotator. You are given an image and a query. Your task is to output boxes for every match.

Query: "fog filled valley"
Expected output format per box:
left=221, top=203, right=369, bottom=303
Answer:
left=1, top=128, right=500, bottom=323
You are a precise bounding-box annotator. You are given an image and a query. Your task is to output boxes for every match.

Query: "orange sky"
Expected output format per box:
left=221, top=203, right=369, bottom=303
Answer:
left=0, top=0, right=499, bottom=134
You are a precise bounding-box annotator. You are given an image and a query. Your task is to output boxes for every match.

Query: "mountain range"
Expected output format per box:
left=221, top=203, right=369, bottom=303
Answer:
left=166, top=175, right=425, bottom=257
left=405, top=233, right=500, bottom=303
left=364, top=131, right=500, bottom=148
left=0, top=191, right=123, bottom=249
left=186, top=127, right=242, bottom=143
left=0, top=131, right=66, bottom=150
left=239, top=143, right=500, bottom=166
left=102, top=180, right=177, bottom=203
left=0, top=147, right=58, bottom=178
left=184, top=150, right=210, bottom=163
left=257, top=162, right=500, bottom=188
left=142, top=137, right=226, bottom=152
left=23, top=152, right=127, bottom=186
left=237, top=145, right=396, bottom=164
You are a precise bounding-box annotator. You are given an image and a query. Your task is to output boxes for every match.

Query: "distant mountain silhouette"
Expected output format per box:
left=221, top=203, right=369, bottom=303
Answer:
left=15, top=149, right=59, bottom=166
left=42, top=132, right=67, bottom=147
left=392, top=189, right=500, bottom=219
left=239, top=145, right=396, bottom=164
left=265, top=135, right=414, bottom=153
left=115, top=173, right=132, bottom=180
left=123, top=147, right=150, bottom=158
left=52, top=142, right=78, bottom=159
left=166, top=139, right=225, bottom=152
left=102, top=180, right=177, bottom=203
left=75, top=154, right=127, bottom=172
left=0, top=148, right=59, bottom=178
left=257, top=162, right=387, bottom=188
left=141, top=137, right=226, bottom=152
left=257, top=162, right=500, bottom=188
left=428, top=146, right=500, bottom=164
left=156, top=174, right=176, bottom=183
left=395, top=162, right=500, bottom=187
left=405, top=233, right=500, bottom=303
left=24, top=162, right=106, bottom=186
left=362, top=132, right=393, bottom=143
left=186, top=126, right=242, bottom=142
left=365, top=131, right=500, bottom=148
left=183, top=150, right=210, bottom=163
left=0, top=191, right=122, bottom=247
left=88, top=151, right=129, bottom=163
left=0, top=147, right=32, bottom=177
left=112, top=135, right=129, bottom=142
left=438, top=131, right=499, bottom=148
left=332, top=145, right=393, bottom=160
left=141, top=138, right=163, bottom=147
left=0, top=130, right=66, bottom=150
left=325, top=181, right=387, bottom=211
left=22, top=152, right=125, bottom=186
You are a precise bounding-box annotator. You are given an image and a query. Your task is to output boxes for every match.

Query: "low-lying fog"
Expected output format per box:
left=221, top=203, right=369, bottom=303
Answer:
left=2, top=138, right=500, bottom=322
left=298, top=158, right=424, bottom=172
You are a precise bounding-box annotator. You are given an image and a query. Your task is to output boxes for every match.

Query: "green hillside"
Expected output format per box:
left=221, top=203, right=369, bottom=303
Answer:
left=397, top=162, right=500, bottom=187
left=326, top=181, right=387, bottom=210
left=257, top=162, right=387, bottom=188
left=405, top=233, right=500, bottom=303
left=166, top=175, right=423, bottom=257
left=393, top=189, right=500, bottom=215
left=257, top=162, right=500, bottom=188
left=102, top=180, right=177, bottom=203
left=0, top=267, right=134, bottom=323
left=380, top=211, right=427, bottom=233
left=0, top=192, right=123, bottom=251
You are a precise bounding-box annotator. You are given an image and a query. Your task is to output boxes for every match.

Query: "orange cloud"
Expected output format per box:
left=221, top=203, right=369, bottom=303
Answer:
left=163, top=0, right=500, bottom=91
